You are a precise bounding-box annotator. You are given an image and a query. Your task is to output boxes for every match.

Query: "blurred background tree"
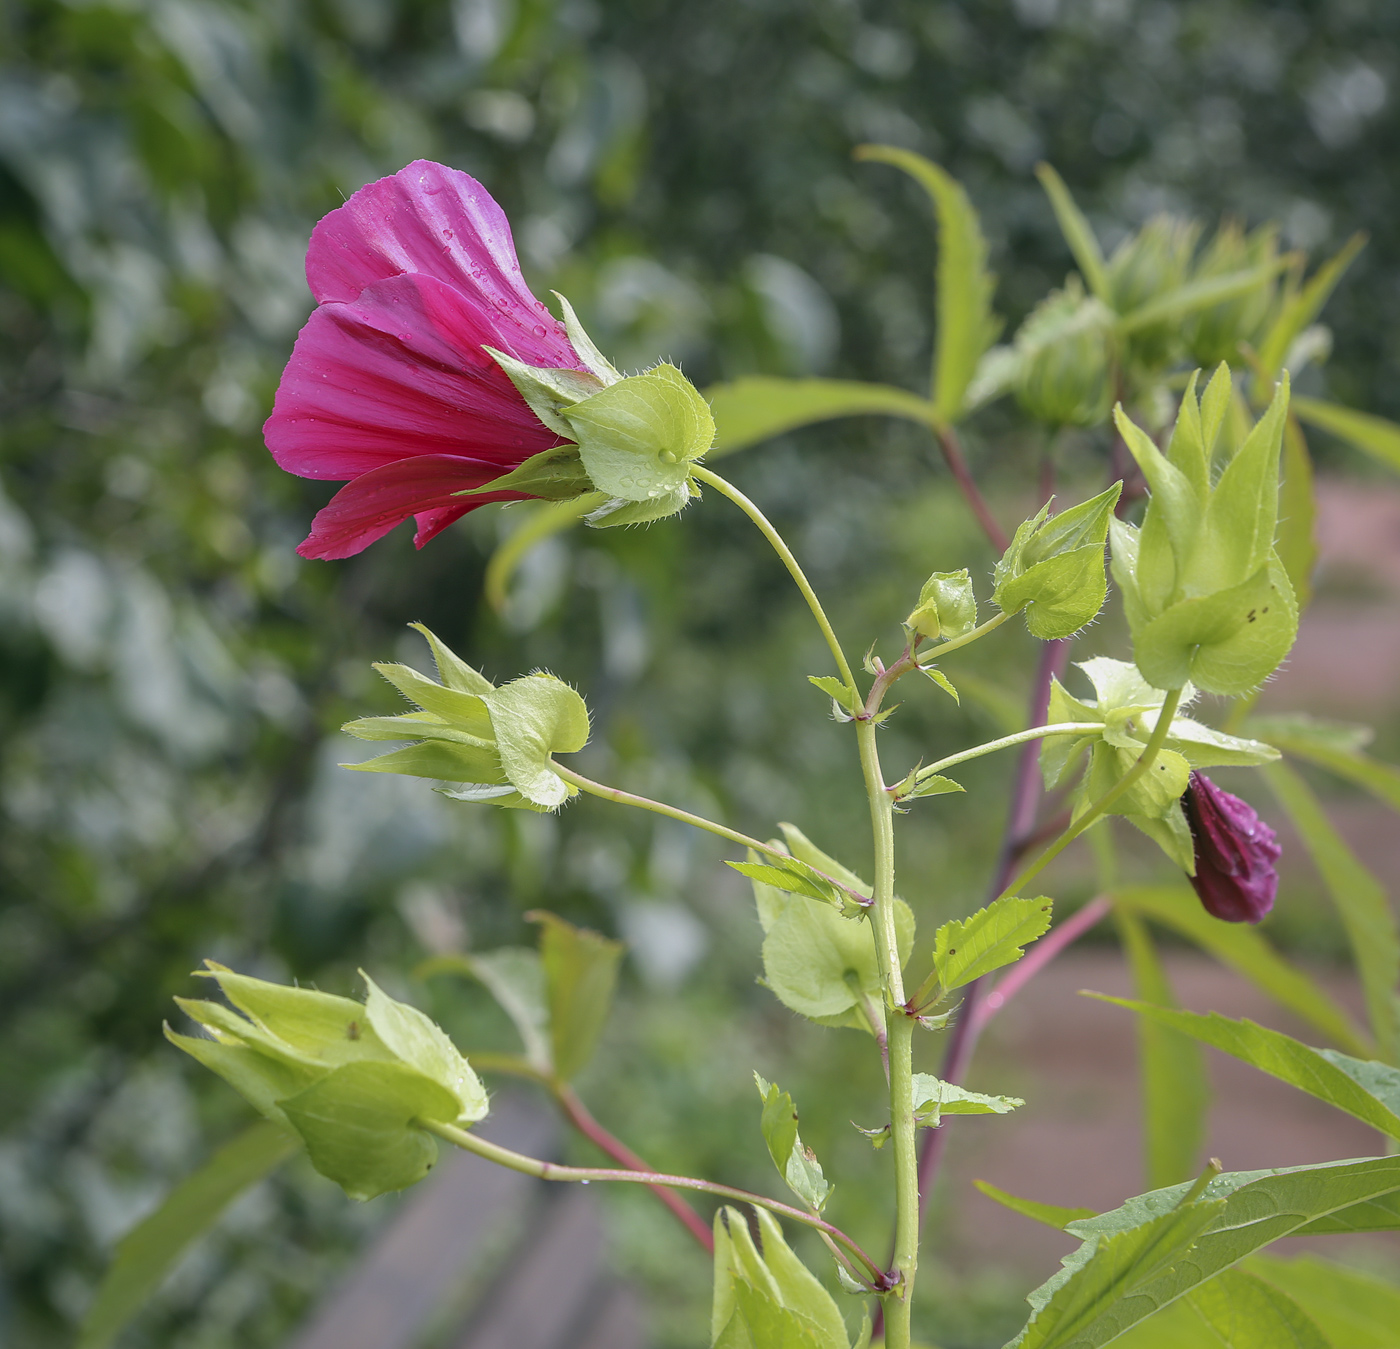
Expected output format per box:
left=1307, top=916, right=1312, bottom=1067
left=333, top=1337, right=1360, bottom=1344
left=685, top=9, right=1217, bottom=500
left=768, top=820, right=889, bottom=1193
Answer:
left=1, top=2, right=1398, bottom=1347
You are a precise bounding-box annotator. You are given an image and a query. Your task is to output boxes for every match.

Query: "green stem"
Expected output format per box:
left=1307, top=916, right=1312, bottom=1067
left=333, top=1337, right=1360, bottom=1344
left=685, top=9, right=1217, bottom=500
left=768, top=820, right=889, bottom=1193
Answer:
left=914, top=722, right=1104, bottom=786
left=422, top=1118, right=886, bottom=1282
left=917, top=609, right=1009, bottom=661
left=1002, top=688, right=1184, bottom=898
left=552, top=763, right=867, bottom=906
left=855, top=717, right=917, bottom=1346
left=693, top=465, right=857, bottom=692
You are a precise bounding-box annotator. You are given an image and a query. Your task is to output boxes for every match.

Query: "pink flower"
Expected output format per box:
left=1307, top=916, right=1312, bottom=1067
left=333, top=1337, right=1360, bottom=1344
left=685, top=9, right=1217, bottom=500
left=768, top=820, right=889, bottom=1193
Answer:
left=264, top=161, right=587, bottom=560
left=1182, top=772, right=1281, bottom=923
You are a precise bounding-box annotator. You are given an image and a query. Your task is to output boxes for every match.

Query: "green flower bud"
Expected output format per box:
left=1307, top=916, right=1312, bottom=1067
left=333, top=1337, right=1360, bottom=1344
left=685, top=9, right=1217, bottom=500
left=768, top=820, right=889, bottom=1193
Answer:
left=992, top=483, right=1122, bottom=639
left=342, top=623, right=589, bottom=811
left=1110, top=367, right=1298, bottom=694
left=1184, top=221, right=1281, bottom=368
left=1106, top=214, right=1199, bottom=370
left=167, top=964, right=488, bottom=1199
left=1011, top=281, right=1113, bottom=428
left=907, top=569, right=977, bottom=641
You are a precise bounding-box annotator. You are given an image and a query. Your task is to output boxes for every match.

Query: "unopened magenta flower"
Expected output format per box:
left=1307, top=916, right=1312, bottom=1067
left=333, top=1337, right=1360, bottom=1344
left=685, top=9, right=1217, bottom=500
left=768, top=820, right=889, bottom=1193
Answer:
left=264, top=161, right=591, bottom=560
left=1181, top=772, right=1281, bottom=923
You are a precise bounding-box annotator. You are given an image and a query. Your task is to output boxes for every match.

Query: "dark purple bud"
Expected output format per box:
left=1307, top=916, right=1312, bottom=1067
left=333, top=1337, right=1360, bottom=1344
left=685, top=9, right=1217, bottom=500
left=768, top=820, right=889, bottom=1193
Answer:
left=1182, top=772, right=1281, bottom=923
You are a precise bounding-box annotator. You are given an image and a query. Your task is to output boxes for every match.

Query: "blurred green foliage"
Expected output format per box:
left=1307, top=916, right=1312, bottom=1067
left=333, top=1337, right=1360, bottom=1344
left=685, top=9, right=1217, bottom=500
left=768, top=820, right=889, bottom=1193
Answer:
left=2, top=2, right=1399, bottom=1347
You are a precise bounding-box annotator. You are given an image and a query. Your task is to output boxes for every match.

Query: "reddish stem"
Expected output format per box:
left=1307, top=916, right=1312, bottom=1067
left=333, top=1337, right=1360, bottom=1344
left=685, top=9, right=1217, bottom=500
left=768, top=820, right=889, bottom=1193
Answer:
left=968, top=895, right=1112, bottom=1036
left=934, top=425, right=1010, bottom=553
left=556, top=1083, right=715, bottom=1253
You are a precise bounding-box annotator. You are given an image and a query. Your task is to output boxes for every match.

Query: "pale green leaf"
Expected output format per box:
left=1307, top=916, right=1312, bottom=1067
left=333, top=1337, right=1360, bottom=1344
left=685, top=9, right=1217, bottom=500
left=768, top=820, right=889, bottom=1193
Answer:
left=971, top=1179, right=1096, bottom=1231
left=1292, top=396, right=1400, bottom=473
left=78, top=1123, right=298, bottom=1349
left=807, top=675, right=860, bottom=715
left=1111, top=886, right=1370, bottom=1057
left=453, top=444, right=593, bottom=501
left=901, top=772, right=964, bottom=801
left=1262, top=762, right=1400, bottom=1063
left=933, top=896, right=1054, bottom=996
left=1246, top=1254, right=1400, bottom=1348
left=345, top=740, right=507, bottom=788
left=164, top=1027, right=320, bottom=1125
left=371, top=661, right=495, bottom=734
left=728, top=858, right=846, bottom=909
left=706, top=376, right=936, bottom=454
left=921, top=667, right=960, bottom=703
left=406, top=623, right=494, bottom=695
left=482, top=673, right=589, bottom=808
left=911, top=1073, right=1022, bottom=1126
left=855, top=145, right=1001, bottom=422
left=1116, top=912, right=1209, bottom=1189
left=755, top=1074, right=832, bottom=1212
left=530, top=910, right=624, bottom=1081
left=280, top=1060, right=460, bottom=1201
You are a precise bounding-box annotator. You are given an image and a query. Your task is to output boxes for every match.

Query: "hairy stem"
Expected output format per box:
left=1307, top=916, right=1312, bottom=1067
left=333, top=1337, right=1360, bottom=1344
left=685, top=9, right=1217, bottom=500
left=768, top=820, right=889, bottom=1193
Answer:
left=692, top=465, right=857, bottom=691
left=913, top=721, right=1102, bottom=787
left=553, top=764, right=865, bottom=905
left=856, top=713, right=917, bottom=1347
left=423, top=1119, right=888, bottom=1282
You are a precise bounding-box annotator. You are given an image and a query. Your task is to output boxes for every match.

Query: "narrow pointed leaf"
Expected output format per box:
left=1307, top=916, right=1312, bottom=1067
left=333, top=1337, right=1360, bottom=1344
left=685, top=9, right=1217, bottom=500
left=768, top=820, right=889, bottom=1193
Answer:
left=755, top=1074, right=832, bottom=1211
left=973, top=1179, right=1096, bottom=1231
left=707, top=376, right=937, bottom=454
left=1257, top=234, right=1366, bottom=379
left=1292, top=396, right=1400, bottom=473
left=1035, top=164, right=1110, bottom=301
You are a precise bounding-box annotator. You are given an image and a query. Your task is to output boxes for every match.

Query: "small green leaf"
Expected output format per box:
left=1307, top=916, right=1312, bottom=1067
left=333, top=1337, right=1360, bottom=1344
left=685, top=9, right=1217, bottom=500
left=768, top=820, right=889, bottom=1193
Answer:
left=454, top=444, right=594, bottom=501
left=530, top=911, right=624, bottom=1082
left=920, top=667, right=960, bottom=703
left=706, top=377, right=936, bottom=454
left=754, top=1073, right=832, bottom=1212
left=728, top=858, right=846, bottom=909
left=1087, top=996, right=1400, bottom=1138
left=482, top=673, right=590, bottom=809
left=407, top=622, right=495, bottom=696
left=855, top=145, right=1001, bottom=423
left=78, top=1123, right=299, bottom=1349
left=484, top=344, right=604, bottom=436
left=552, top=291, right=623, bottom=385
left=362, top=973, right=488, bottom=1122
left=280, top=1060, right=460, bottom=1200
left=900, top=772, right=964, bottom=802
left=972, top=1179, right=1096, bottom=1231
left=911, top=1073, right=1022, bottom=1126
left=807, top=675, right=860, bottom=714
left=932, top=896, right=1054, bottom=997
left=1116, top=911, right=1208, bottom=1189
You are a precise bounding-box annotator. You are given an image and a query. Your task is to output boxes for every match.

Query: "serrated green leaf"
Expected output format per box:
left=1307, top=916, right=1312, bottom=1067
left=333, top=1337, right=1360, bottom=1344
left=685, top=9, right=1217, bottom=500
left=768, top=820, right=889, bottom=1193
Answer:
left=728, top=858, right=846, bottom=909
left=933, top=896, right=1054, bottom=997
left=481, top=673, right=589, bottom=808
left=1246, top=1254, right=1400, bottom=1348
left=856, top=145, right=1001, bottom=423
left=920, top=667, right=960, bottom=703
left=1116, top=911, right=1208, bottom=1189
left=807, top=675, right=860, bottom=714
left=911, top=1073, right=1022, bottom=1126
left=755, top=1073, right=832, bottom=1212
left=706, top=377, right=937, bottom=454
left=1111, top=886, right=1370, bottom=1057
left=529, top=910, right=624, bottom=1081
left=1262, top=762, right=1400, bottom=1063
left=1180, top=1267, right=1334, bottom=1349
left=1012, top=1157, right=1400, bottom=1349
left=1035, top=164, right=1110, bottom=302
left=1292, top=396, right=1400, bottom=473
left=280, top=1060, right=459, bottom=1200
left=1087, top=997, right=1400, bottom=1137
left=361, top=973, right=487, bottom=1122
left=78, top=1123, right=299, bottom=1349
left=972, top=1179, right=1096, bottom=1231
left=901, top=772, right=964, bottom=802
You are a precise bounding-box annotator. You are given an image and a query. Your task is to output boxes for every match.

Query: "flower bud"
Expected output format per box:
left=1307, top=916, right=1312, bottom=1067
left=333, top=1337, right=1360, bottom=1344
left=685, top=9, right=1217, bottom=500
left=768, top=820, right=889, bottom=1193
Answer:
left=906, top=569, right=977, bottom=642
left=1181, top=772, right=1280, bottom=923
left=1106, top=214, right=1199, bottom=370
left=1184, top=221, right=1281, bottom=368
left=1012, top=282, right=1112, bottom=428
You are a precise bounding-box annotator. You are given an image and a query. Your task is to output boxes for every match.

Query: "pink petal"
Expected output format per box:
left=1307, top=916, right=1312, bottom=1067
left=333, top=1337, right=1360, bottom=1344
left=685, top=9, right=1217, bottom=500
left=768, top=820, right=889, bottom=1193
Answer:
left=306, top=161, right=580, bottom=370
left=265, top=272, right=567, bottom=481
left=296, top=454, right=532, bottom=560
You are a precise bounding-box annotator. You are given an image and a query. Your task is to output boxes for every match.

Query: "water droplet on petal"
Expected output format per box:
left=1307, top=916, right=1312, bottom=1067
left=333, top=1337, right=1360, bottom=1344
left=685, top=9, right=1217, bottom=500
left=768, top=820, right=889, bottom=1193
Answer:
left=532, top=324, right=547, bottom=337
left=659, top=449, right=679, bottom=464
left=442, top=228, right=454, bottom=240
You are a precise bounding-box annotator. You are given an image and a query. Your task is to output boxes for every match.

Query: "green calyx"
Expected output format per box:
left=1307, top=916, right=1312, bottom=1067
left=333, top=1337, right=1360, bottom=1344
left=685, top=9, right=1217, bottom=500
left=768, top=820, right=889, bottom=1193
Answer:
left=485, top=296, right=713, bottom=528
left=1039, top=656, right=1279, bottom=870
left=1111, top=365, right=1299, bottom=695
left=992, top=482, right=1123, bottom=639
left=906, top=568, right=977, bottom=642
left=1012, top=278, right=1114, bottom=428
left=341, top=623, right=589, bottom=811
left=167, top=963, right=488, bottom=1200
